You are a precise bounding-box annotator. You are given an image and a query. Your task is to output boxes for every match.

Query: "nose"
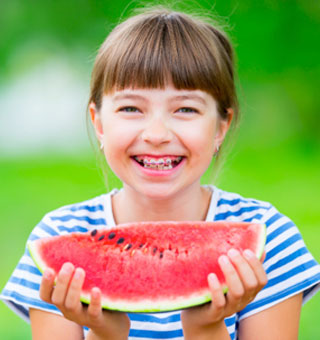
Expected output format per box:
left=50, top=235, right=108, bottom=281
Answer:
left=141, top=115, right=173, bottom=146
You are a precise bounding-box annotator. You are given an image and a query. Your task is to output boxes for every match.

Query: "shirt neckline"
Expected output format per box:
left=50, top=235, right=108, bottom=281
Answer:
left=103, top=185, right=219, bottom=227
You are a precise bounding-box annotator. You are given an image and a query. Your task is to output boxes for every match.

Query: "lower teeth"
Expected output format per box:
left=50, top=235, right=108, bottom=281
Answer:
left=144, top=164, right=173, bottom=170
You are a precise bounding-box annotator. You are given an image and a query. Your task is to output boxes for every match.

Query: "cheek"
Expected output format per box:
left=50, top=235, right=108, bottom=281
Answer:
left=179, top=121, right=216, bottom=155
left=102, top=119, right=139, bottom=157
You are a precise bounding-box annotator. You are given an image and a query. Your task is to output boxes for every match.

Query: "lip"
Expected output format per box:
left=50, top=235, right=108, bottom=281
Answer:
left=131, top=156, right=186, bottom=177
left=133, top=154, right=183, bottom=159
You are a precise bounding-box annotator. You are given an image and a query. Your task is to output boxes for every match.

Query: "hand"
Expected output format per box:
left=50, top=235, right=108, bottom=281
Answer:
left=39, top=263, right=130, bottom=340
left=181, top=249, right=267, bottom=336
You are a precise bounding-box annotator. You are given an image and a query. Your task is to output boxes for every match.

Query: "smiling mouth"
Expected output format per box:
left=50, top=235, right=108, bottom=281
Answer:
left=133, top=156, right=184, bottom=170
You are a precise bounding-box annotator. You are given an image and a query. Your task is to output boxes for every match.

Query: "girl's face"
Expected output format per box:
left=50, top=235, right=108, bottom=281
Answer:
left=90, top=85, right=232, bottom=200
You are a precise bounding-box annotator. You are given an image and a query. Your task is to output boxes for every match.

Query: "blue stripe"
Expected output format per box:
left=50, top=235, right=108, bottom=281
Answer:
left=239, top=274, right=320, bottom=316
left=9, top=277, right=40, bottom=291
left=243, top=214, right=263, bottom=222
left=265, top=233, right=302, bottom=261
left=129, top=328, right=183, bottom=338
left=127, top=314, right=236, bottom=336
left=267, top=221, right=295, bottom=243
left=214, top=206, right=263, bottom=221
left=28, top=234, right=40, bottom=241
left=217, top=198, right=269, bottom=208
left=17, top=263, right=41, bottom=275
left=67, top=204, right=104, bottom=212
left=57, top=225, right=89, bottom=233
left=50, top=215, right=106, bottom=225
left=37, top=221, right=59, bottom=236
left=266, top=260, right=318, bottom=289
left=129, top=313, right=180, bottom=324
left=1, top=290, right=59, bottom=312
left=8, top=300, right=29, bottom=318
left=229, top=332, right=235, bottom=340
left=265, top=212, right=283, bottom=227
left=225, top=315, right=236, bottom=327
left=266, top=248, right=308, bottom=274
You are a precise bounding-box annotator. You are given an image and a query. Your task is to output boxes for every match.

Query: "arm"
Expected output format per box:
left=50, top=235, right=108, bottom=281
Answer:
left=30, top=308, right=83, bottom=340
left=238, top=292, right=303, bottom=340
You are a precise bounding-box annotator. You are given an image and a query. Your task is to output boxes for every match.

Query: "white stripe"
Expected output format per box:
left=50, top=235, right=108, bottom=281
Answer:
left=255, top=266, right=320, bottom=301
left=130, top=320, right=181, bottom=331
left=264, top=215, right=293, bottom=235
left=12, top=268, right=41, bottom=284
left=265, top=228, right=300, bottom=255
left=265, top=253, right=313, bottom=280
left=3, top=282, right=40, bottom=300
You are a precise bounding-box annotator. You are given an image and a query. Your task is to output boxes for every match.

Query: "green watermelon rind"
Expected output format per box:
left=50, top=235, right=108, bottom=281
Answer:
left=27, top=241, right=52, bottom=277
left=27, top=223, right=266, bottom=313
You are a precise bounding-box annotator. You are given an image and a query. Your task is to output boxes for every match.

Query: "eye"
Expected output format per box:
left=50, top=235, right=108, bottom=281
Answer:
left=176, top=107, right=199, bottom=114
left=118, top=106, right=141, bottom=113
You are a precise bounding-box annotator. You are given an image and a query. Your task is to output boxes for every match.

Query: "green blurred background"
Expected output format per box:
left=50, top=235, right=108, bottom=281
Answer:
left=0, top=0, right=319, bottom=338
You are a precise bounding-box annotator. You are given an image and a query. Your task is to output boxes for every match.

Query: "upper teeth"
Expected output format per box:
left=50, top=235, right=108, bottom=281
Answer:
left=134, top=156, right=182, bottom=169
left=144, top=158, right=170, bottom=166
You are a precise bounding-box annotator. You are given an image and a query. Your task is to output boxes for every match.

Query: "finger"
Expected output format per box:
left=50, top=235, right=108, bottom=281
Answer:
left=64, top=267, right=86, bottom=312
left=243, top=249, right=268, bottom=288
left=218, top=255, right=244, bottom=299
left=227, top=249, right=258, bottom=291
left=88, top=287, right=102, bottom=319
left=39, top=268, right=56, bottom=303
left=51, top=262, right=75, bottom=307
left=208, top=273, right=226, bottom=310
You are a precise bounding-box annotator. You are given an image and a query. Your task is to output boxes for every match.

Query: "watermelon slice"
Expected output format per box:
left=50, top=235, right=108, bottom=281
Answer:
left=28, top=221, right=266, bottom=312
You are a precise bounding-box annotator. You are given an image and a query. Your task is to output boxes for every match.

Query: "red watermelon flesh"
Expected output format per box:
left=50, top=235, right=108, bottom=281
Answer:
left=28, top=221, right=266, bottom=312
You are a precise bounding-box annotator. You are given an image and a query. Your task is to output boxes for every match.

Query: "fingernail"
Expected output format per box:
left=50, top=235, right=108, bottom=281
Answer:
left=43, top=269, right=52, bottom=280
left=74, top=268, right=84, bottom=280
left=218, top=255, right=230, bottom=265
left=208, top=273, right=220, bottom=289
left=228, top=248, right=240, bottom=258
left=91, top=287, right=100, bottom=299
left=61, top=263, right=73, bottom=274
left=243, top=249, right=255, bottom=259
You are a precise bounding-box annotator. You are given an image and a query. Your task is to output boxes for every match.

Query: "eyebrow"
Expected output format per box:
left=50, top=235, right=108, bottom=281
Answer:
left=112, top=93, right=207, bottom=105
left=112, top=94, right=147, bottom=102
left=171, top=95, right=206, bottom=105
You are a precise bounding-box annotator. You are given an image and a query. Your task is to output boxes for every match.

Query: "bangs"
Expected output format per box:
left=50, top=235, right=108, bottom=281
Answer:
left=99, top=12, right=232, bottom=104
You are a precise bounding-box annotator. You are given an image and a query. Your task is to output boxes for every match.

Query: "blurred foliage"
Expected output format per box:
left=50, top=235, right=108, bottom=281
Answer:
left=0, top=0, right=319, bottom=339
left=1, top=0, right=319, bottom=148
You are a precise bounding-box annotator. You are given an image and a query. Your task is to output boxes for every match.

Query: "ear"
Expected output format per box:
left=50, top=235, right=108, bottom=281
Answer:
left=89, top=102, right=104, bottom=141
left=214, top=108, right=234, bottom=147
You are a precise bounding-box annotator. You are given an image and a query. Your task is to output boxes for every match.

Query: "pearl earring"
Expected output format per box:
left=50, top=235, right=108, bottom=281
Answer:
left=214, top=145, right=220, bottom=156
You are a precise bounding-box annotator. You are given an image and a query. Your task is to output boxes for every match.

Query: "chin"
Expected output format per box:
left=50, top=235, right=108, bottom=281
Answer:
left=132, top=183, right=183, bottom=201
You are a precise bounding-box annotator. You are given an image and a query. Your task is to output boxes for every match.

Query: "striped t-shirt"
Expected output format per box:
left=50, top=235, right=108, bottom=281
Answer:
left=1, top=185, right=320, bottom=339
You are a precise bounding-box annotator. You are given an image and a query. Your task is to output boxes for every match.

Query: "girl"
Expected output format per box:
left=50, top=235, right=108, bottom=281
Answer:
left=1, top=7, right=320, bottom=340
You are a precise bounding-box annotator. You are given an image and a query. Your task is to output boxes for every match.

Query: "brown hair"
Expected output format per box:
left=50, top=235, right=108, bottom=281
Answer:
left=88, top=6, right=239, bottom=179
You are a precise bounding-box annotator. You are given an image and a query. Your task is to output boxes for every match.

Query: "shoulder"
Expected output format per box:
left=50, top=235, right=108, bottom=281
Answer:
left=211, top=186, right=273, bottom=223
left=29, top=190, right=118, bottom=241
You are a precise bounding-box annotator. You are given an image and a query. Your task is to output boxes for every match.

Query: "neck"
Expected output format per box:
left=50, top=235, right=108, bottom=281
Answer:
left=112, top=183, right=212, bottom=224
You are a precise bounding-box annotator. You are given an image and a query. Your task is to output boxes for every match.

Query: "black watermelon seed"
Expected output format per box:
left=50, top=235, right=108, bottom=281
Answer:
left=159, top=252, right=164, bottom=259
left=125, top=244, right=132, bottom=250
left=108, top=232, right=116, bottom=240
left=152, top=247, right=158, bottom=254
left=91, top=229, right=97, bottom=237
left=117, top=237, right=125, bottom=244
left=139, top=243, right=144, bottom=248
left=98, top=235, right=105, bottom=241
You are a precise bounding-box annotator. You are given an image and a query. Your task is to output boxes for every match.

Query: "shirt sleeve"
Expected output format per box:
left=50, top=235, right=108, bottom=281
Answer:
left=238, top=205, right=320, bottom=320
left=0, top=215, right=64, bottom=322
